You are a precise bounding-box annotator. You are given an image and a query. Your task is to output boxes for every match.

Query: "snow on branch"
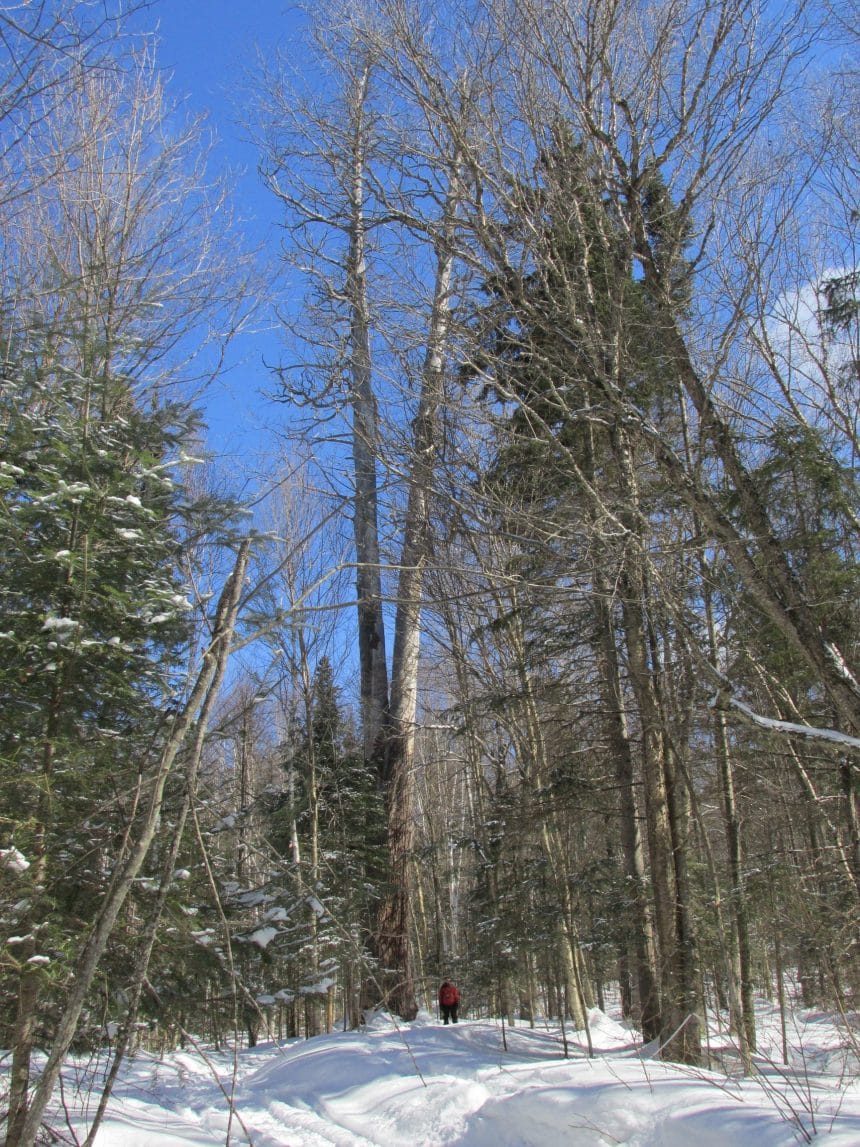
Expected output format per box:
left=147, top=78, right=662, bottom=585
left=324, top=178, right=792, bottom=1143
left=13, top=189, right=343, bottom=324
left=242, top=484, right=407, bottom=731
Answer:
left=0, top=847, right=30, bottom=873
left=711, top=692, right=860, bottom=751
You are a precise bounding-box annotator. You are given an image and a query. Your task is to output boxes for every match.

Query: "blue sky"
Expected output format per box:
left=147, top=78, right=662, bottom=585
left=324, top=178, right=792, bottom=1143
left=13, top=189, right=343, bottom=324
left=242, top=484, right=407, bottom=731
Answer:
left=146, top=1, right=307, bottom=474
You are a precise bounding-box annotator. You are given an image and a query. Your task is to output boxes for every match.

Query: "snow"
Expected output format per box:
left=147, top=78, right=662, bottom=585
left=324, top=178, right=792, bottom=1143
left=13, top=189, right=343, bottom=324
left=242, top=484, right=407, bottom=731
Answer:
left=11, top=1003, right=858, bottom=1146
left=307, top=896, right=327, bottom=919
left=241, top=926, right=279, bottom=950
left=41, top=616, right=80, bottom=633
left=0, top=847, right=30, bottom=873
left=263, top=907, right=289, bottom=922
left=720, top=695, right=860, bottom=751
left=235, top=890, right=274, bottom=908
left=300, top=977, right=336, bottom=995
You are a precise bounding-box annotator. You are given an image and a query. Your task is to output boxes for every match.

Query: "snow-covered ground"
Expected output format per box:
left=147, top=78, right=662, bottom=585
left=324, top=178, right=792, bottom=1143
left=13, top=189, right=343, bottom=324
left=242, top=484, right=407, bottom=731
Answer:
left=7, top=1003, right=859, bottom=1145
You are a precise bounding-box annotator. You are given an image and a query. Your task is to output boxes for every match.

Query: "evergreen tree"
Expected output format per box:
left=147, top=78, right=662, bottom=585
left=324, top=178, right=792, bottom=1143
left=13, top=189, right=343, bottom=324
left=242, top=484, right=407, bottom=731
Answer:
left=467, top=131, right=702, bottom=1060
left=215, top=657, right=385, bottom=1035
left=293, top=657, right=385, bottom=1025
left=0, top=25, right=253, bottom=1138
left=0, top=329, right=246, bottom=1126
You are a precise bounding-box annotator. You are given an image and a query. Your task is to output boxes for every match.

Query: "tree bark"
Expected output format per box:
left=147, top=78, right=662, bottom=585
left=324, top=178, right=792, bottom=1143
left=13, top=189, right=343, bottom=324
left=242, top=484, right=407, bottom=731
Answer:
left=593, top=578, right=661, bottom=1041
left=610, top=422, right=701, bottom=1065
left=346, top=64, right=390, bottom=767
left=12, top=541, right=250, bottom=1147
left=374, top=169, right=461, bottom=1020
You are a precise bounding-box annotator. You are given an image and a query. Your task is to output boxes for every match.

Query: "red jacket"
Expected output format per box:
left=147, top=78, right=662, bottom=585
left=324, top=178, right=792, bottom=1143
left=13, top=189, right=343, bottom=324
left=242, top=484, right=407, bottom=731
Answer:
left=439, top=982, right=459, bottom=1006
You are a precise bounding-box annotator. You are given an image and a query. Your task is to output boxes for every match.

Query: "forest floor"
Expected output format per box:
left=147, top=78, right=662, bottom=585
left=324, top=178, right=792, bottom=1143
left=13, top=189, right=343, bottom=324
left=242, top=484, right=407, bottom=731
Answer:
left=5, top=1000, right=859, bottom=1145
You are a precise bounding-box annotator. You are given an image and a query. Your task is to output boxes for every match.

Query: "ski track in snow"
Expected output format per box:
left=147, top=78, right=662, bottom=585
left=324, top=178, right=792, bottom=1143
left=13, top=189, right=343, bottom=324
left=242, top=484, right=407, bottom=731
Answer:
left=11, top=1005, right=859, bottom=1146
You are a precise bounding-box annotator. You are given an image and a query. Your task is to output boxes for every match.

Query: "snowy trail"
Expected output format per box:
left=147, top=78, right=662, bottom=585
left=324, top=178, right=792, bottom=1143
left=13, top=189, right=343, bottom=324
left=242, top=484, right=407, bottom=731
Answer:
left=14, top=1006, right=860, bottom=1145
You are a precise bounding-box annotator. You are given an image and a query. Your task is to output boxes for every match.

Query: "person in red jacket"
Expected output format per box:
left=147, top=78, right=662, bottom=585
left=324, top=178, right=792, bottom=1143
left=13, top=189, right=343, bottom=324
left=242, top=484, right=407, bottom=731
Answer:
left=438, top=979, right=460, bottom=1024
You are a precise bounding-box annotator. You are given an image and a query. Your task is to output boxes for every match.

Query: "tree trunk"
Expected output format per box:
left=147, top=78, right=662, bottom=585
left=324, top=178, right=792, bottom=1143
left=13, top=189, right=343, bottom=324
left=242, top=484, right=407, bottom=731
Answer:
left=5, top=959, right=41, bottom=1147
left=372, top=169, right=461, bottom=1020
left=593, top=577, right=661, bottom=1041
left=683, top=385, right=756, bottom=1066
left=608, top=416, right=701, bottom=1065
left=712, top=693, right=757, bottom=1063
left=346, top=64, right=389, bottom=766
left=82, top=785, right=194, bottom=1147
left=11, top=541, right=250, bottom=1147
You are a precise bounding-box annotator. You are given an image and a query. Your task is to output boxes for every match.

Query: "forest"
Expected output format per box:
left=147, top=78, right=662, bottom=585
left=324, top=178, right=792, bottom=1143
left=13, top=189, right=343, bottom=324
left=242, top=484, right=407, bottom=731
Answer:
left=0, top=1, right=858, bottom=1144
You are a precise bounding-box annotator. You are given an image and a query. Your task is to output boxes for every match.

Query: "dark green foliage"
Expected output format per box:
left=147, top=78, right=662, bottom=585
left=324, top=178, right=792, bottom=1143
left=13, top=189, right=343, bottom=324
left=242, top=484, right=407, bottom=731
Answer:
left=722, top=417, right=860, bottom=702
left=0, top=369, right=191, bottom=737
left=320, top=668, right=386, bottom=890
left=821, top=270, right=859, bottom=336
left=0, top=336, right=242, bottom=1046
left=197, top=658, right=385, bottom=1033
left=473, top=133, right=691, bottom=529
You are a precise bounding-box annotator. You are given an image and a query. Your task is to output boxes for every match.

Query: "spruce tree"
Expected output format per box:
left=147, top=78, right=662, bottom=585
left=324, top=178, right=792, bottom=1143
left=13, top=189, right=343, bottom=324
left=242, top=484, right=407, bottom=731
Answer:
left=468, top=132, right=701, bottom=1059
left=0, top=24, right=253, bottom=1133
